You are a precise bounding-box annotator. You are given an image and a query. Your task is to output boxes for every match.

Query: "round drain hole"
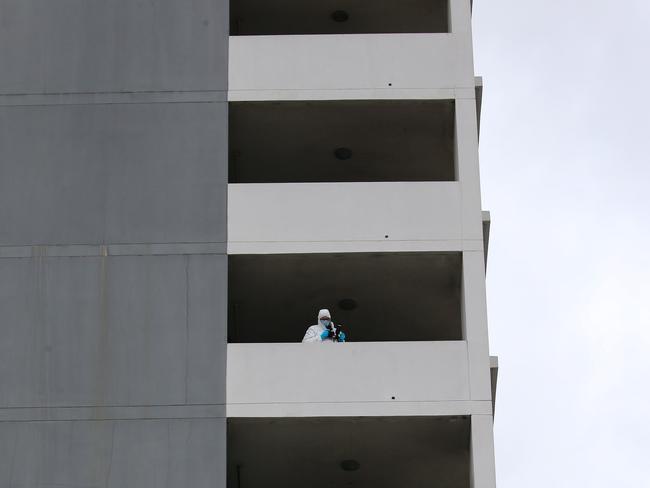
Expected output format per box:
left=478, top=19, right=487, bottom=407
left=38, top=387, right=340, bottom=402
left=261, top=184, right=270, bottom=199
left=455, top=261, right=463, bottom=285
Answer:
left=331, top=10, right=349, bottom=22
left=334, top=147, right=352, bottom=160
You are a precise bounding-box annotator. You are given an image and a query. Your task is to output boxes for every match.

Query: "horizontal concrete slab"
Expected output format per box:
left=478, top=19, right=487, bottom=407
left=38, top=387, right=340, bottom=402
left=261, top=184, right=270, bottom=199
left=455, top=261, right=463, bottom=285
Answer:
left=0, top=405, right=226, bottom=422
left=229, top=34, right=474, bottom=93
left=0, top=243, right=227, bottom=259
left=227, top=400, right=493, bottom=418
left=227, top=341, right=470, bottom=405
left=229, top=182, right=463, bottom=245
left=227, top=239, right=483, bottom=255
left=0, top=90, right=228, bottom=107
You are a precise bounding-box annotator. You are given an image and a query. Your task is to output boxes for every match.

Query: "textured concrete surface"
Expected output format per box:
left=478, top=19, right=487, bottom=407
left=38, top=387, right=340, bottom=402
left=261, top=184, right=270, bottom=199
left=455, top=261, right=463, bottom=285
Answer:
left=0, top=254, right=226, bottom=408
left=0, top=0, right=228, bottom=94
left=0, top=1, right=229, bottom=485
left=229, top=34, right=474, bottom=94
left=0, top=419, right=226, bottom=487
left=228, top=342, right=470, bottom=407
left=229, top=182, right=463, bottom=246
left=0, top=102, right=227, bottom=246
left=0, top=0, right=498, bottom=485
left=470, top=415, right=497, bottom=488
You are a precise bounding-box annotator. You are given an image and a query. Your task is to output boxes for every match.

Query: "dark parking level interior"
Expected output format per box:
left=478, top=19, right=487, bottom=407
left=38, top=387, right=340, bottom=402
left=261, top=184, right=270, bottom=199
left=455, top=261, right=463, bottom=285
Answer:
left=230, top=0, right=450, bottom=35
left=228, top=416, right=470, bottom=488
left=228, top=252, right=462, bottom=343
left=229, top=100, right=456, bottom=183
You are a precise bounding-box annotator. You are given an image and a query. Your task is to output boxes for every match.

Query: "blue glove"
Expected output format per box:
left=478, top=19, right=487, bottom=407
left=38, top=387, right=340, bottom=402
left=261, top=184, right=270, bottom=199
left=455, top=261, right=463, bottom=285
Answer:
left=338, top=331, right=346, bottom=342
left=320, top=329, right=331, bottom=340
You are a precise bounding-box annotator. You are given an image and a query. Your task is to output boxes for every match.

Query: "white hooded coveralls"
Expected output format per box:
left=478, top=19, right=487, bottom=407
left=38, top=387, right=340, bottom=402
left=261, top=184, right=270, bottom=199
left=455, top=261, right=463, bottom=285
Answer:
left=302, top=309, right=339, bottom=343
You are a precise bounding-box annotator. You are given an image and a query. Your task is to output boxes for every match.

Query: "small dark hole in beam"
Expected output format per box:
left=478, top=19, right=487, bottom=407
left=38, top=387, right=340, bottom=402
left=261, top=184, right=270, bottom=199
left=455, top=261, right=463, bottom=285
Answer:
left=331, top=10, right=349, bottom=22
left=334, top=147, right=352, bottom=160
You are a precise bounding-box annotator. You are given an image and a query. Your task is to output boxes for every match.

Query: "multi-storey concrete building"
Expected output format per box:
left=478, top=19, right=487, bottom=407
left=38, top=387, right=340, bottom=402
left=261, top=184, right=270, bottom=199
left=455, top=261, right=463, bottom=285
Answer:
left=0, top=0, right=497, bottom=486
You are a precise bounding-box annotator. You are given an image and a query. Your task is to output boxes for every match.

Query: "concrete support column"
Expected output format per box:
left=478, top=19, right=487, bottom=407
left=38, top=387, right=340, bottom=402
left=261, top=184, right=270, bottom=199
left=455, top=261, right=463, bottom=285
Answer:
left=462, top=250, right=492, bottom=400
left=470, top=414, right=497, bottom=488
left=449, top=0, right=473, bottom=35
left=455, top=97, right=483, bottom=242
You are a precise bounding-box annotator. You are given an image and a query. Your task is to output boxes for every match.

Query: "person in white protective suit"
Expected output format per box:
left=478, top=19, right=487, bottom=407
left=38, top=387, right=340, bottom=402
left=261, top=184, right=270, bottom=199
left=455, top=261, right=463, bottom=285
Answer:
left=302, top=309, right=347, bottom=343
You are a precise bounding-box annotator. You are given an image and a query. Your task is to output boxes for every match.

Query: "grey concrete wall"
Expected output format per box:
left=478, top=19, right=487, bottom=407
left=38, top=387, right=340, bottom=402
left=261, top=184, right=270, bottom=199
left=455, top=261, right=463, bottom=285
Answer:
left=0, top=255, right=226, bottom=407
left=0, top=1, right=229, bottom=486
left=0, top=419, right=225, bottom=487
left=0, top=0, right=228, bottom=94
left=0, top=102, right=227, bottom=246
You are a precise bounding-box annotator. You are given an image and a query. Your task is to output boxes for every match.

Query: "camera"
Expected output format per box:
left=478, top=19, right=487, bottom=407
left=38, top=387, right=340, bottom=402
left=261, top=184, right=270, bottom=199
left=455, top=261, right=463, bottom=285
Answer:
left=326, top=323, right=345, bottom=342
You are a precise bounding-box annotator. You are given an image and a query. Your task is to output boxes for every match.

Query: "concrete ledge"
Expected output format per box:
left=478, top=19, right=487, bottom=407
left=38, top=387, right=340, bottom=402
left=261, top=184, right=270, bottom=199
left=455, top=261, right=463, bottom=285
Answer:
left=228, top=87, right=476, bottom=102
left=0, top=90, right=227, bottom=107
left=0, top=404, right=226, bottom=422
left=490, top=355, right=499, bottom=416
left=482, top=210, right=491, bottom=266
left=229, top=34, right=474, bottom=93
left=227, top=239, right=484, bottom=255
left=229, top=182, right=466, bottom=246
left=228, top=341, right=471, bottom=406
left=227, top=400, right=493, bottom=418
left=0, top=242, right=227, bottom=259
left=475, top=76, right=483, bottom=136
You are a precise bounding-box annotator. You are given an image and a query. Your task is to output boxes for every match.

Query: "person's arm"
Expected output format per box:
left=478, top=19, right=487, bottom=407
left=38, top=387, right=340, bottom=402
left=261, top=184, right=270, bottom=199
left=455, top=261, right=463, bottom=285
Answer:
left=302, top=326, right=321, bottom=343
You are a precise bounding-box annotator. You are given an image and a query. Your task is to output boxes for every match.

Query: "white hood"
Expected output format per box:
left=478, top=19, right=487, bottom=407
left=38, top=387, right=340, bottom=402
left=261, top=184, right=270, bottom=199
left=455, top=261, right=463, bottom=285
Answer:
left=317, top=309, right=331, bottom=323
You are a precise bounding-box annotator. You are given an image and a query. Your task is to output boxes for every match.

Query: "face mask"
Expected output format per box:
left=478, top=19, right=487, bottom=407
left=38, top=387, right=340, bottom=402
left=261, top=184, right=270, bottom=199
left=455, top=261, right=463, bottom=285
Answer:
left=320, top=319, right=331, bottom=327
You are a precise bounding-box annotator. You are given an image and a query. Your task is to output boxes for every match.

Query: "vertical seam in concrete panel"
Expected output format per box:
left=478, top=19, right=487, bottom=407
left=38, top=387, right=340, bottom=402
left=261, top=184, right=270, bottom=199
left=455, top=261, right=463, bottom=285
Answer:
left=185, top=255, right=190, bottom=405
left=35, top=248, right=49, bottom=406
left=98, top=253, right=109, bottom=407
left=106, top=423, right=116, bottom=484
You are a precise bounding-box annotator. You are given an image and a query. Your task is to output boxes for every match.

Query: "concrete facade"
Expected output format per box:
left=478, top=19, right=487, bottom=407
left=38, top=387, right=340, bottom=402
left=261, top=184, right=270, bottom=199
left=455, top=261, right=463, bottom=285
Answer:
left=1, top=0, right=496, bottom=487
left=0, top=0, right=228, bottom=486
left=226, top=0, right=498, bottom=486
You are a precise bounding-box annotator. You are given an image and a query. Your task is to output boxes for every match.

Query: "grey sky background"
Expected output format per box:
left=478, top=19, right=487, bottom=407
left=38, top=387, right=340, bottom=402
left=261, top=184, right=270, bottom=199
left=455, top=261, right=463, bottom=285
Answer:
left=472, top=1, right=650, bottom=485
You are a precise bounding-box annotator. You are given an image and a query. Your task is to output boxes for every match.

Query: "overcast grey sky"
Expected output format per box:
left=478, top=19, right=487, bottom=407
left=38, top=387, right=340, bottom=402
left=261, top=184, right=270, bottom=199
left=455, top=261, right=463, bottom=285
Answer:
left=472, top=1, right=650, bottom=485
